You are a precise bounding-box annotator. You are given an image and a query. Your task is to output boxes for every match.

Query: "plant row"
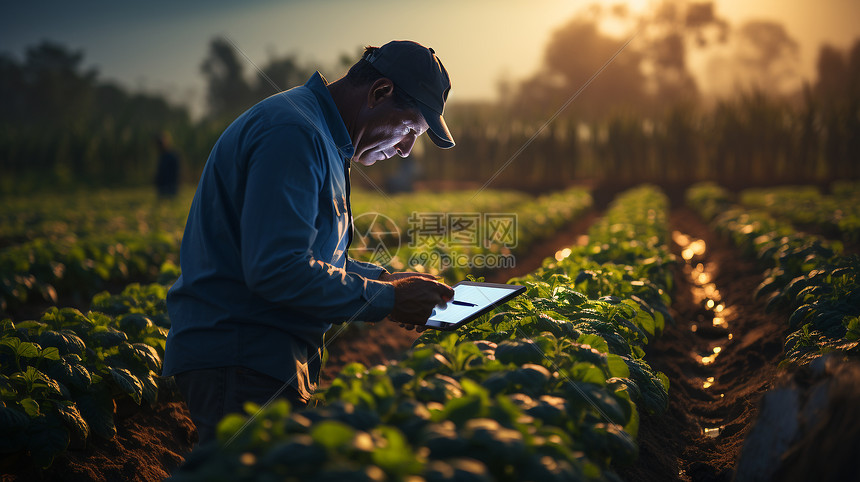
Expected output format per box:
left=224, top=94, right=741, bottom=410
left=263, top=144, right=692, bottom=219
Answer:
left=738, top=182, right=860, bottom=244
left=167, top=185, right=672, bottom=482
left=0, top=188, right=193, bottom=248
left=0, top=264, right=179, bottom=469
left=0, top=188, right=537, bottom=316
left=0, top=230, right=180, bottom=315
left=0, top=188, right=191, bottom=316
left=353, top=187, right=594, bottom=282
left=687, top=182, right=860, bottom=366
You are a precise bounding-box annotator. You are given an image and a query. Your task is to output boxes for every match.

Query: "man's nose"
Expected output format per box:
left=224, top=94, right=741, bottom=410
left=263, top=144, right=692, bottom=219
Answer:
left=395, top=134, right=417, bottom=158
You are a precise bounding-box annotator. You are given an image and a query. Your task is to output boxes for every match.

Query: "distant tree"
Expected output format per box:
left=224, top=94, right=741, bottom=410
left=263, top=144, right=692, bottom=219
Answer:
left=0, top=40, right=193, bottom=191
left=510, top=1, right=732, bottom=120
left=0, top=41, right=97, bottom=125
left=815, top=43, right=850, bottom=102
left=510, top=18, right=648, bottom=120
left=735, top=21, right=800, bottom=92
left=201, top=37, right=254, bottom=120
left=252, top=54, right=313, bottom=100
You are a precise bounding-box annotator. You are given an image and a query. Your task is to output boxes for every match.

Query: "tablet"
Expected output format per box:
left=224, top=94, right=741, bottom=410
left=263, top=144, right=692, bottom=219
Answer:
left=424, top=281, right=526, bottom=331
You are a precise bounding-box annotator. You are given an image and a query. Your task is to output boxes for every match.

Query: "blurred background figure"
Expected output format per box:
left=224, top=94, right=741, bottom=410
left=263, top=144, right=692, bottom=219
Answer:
left=154, top=132, right=180, bottom=199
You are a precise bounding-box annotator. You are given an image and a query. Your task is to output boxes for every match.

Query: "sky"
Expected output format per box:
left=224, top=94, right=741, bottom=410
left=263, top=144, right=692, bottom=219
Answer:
left=3, top=0, right=859, bottom=117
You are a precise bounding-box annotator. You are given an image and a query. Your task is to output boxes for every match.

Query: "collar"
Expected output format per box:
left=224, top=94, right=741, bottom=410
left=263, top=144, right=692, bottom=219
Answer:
left=305, top=71, right=355, bottom=162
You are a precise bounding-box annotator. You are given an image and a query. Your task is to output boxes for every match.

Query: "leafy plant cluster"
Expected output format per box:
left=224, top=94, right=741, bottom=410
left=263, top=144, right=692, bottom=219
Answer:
left=353, top=187, right=594, bottom=282
left=740, top=183, right=860, bottom=245
left=687, top=182, right=860, bottom=366
left=350, top=189, right=531, bottom=252
left=0, top=266, right=178, bottom=469
left=168, top=185, right=671, bottom=482
left=0, top=188, right=191, bottom=315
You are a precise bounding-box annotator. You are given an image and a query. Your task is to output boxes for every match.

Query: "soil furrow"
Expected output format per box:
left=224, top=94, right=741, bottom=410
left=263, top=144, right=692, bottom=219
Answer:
left=624, top=208, right=786, bottom=482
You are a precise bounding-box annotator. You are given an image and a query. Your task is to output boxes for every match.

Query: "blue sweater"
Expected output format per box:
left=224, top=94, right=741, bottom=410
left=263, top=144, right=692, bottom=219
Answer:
left=163, top=72, right=395, bottom=400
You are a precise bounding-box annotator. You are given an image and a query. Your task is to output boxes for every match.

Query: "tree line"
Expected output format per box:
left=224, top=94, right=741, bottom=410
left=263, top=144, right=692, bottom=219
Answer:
left=1, top=2, right=858, bottom=195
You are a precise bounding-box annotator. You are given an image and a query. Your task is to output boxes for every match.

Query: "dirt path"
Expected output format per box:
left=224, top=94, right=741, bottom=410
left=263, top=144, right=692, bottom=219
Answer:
left=622, top=208, right=786, bottom=482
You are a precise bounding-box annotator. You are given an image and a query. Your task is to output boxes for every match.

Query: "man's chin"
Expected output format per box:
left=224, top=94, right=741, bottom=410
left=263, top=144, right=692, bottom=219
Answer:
left=352, top=154, right=381, bottom=167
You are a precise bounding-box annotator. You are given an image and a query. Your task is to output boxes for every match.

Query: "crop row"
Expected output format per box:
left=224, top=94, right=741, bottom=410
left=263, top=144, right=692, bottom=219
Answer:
left=0, top=188, right=579, bottom=316
left=168, top=185, right=672, bottom=482
left=350, top=187, right=594, bottom=282
left=738, top=182, right=860, bottom=244
left=0, top=263, right=179, bottom=469
left=687, top=182, right=860, bottom=366
left=0, top=188, right=191, bottom=315
left=0, top=188, right=192, bottom=248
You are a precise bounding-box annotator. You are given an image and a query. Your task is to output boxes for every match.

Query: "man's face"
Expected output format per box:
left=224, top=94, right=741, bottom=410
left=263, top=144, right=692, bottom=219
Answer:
left=352, top=81, right=429, bottom=166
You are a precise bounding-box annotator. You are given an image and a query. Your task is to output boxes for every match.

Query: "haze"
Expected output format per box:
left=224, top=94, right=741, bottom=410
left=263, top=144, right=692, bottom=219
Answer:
left=2, top=0, right=858, bottom=117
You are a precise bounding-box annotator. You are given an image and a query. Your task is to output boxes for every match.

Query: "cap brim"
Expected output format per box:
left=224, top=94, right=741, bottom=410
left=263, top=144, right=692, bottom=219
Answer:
left=418, top=104, right=455, bottom=149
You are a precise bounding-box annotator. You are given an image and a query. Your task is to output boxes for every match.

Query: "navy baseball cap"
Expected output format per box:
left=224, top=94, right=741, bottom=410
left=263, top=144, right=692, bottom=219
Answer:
left=365, top=40, right=455, bottom=149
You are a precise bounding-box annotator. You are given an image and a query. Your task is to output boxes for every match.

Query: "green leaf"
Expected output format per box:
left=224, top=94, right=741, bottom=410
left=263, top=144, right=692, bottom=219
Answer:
left=440, top=395, right=484, bottom=427
left=40, top=346, right=61, bottom=361
left=122, top=343, right=162, bottom=373
left=310, top=420, right=355, bottom=450
left=110, top=367, right=143, bottom=404
left=606, top=354, right=631, bottom=379
left=89, top=326, right=128, bottom=348
left=118, top=313, right=154, bottom=337
left=14, top=366, right=51, bottom=393
left=215, top=413, right=247, bottom=442
left=76, top=391, right=116, bottom=440
left=140, top=372, right=159, bottom=406
left=370, top=426, right=421, bottom=475
left=25, top=413, right=70, bottom=469
left=55, top=402, right=89, bottom=444
left=0, top=406, right=29, bottom=453
left=21, top=397, right=40, bottom=417
left=0, top=337, right=41, bottom=359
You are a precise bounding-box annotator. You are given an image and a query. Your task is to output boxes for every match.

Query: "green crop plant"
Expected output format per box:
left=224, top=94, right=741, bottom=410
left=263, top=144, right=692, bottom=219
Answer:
left=0, top=263, right=179, bottom=469
left=169, top=185, right=671, bottom=482
left=687, top=183, right=860, bottom=366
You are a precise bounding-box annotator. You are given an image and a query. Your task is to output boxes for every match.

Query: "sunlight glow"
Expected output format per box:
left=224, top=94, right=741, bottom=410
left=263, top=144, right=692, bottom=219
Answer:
left=700, top=354, right=717, bottom=365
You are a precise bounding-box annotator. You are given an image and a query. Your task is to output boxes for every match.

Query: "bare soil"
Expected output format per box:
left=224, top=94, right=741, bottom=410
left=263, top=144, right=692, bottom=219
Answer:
left=620, top=208, right=786, bottom=481
left=2, top=394, right=195, bottom=482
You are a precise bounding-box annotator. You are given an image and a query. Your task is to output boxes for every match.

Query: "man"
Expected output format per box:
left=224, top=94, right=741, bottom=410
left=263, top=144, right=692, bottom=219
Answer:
left=154, top=132, right=180, bottom=199
left=163, top=40, right=456, bottom=444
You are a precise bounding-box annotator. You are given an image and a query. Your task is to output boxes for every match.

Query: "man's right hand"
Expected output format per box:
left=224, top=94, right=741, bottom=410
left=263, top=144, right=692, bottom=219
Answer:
left=388, top=276, right=454, bottom=328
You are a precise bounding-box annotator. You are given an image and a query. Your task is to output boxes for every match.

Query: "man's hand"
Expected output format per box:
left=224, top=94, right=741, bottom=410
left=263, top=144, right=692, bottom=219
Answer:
left=378, top=271, right=439, bottom=282
left=387, top=276, right=454, bottom=331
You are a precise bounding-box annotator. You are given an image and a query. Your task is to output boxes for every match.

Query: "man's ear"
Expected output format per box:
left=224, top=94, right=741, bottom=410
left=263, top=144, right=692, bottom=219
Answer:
left=367, top=78, right=394, bottom=108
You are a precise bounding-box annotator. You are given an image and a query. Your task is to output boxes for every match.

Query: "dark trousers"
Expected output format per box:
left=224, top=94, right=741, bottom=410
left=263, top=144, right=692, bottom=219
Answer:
left=174, top=366, right=306, bottom=445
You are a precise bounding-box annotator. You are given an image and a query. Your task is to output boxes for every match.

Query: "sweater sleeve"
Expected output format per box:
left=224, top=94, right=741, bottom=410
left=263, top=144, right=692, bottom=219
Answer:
left=346, top=257, right=387, bottom=279
left=239, top=124, right=395, bottom=323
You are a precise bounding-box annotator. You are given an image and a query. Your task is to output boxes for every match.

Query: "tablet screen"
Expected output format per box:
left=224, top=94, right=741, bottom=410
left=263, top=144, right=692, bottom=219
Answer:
left=425, top=281, right=525, bottom=330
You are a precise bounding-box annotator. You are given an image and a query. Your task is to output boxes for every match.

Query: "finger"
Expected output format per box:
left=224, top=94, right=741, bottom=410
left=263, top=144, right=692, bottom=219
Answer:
left=437, top=284, right=455, bottom=299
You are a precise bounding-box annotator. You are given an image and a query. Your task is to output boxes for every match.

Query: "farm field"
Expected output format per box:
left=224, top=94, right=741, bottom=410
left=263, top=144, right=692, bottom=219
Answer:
left=2, top=182, right=859, bottom=481
left=5, top=3, right=860, bottom=481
